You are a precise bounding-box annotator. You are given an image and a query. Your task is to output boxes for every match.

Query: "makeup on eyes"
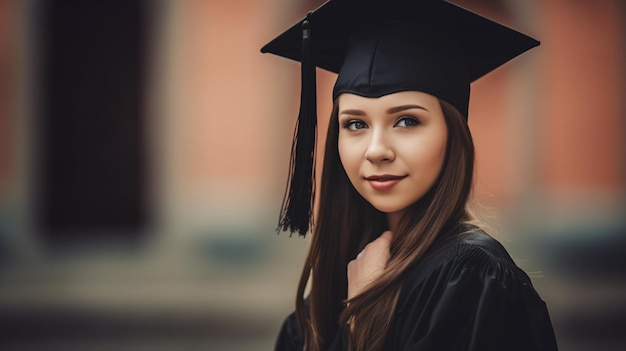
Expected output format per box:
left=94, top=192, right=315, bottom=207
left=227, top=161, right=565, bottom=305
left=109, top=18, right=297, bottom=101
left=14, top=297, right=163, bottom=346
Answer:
left=340, top=115, right=422, bottom=130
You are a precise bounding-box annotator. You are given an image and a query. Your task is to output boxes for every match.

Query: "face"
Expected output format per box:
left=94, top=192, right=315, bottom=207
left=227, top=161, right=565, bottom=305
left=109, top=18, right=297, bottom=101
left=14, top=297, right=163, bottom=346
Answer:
left=337, top=91, right=448, bottom=217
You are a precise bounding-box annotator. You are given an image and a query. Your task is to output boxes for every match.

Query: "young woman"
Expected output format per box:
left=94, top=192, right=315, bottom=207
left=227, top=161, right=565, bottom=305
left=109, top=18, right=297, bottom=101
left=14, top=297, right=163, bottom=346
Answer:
left=262, top=1, right=558, bottom=350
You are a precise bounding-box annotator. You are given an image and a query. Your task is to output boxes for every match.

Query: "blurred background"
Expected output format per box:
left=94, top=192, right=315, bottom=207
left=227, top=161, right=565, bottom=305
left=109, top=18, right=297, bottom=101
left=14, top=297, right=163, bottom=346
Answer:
left=0, top=0, right=624, bottom=350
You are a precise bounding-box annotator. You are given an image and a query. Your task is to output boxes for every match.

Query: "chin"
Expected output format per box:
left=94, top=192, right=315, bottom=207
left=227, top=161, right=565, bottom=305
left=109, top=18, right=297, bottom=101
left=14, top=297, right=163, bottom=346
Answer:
left=368, top=201, right=409, bottom=214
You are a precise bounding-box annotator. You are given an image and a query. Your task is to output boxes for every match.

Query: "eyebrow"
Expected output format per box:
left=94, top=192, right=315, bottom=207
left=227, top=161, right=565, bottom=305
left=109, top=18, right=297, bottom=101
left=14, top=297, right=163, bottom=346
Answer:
left=339, top=104, right=429, bottom=116
left=388, top=104, right=429, bottom=114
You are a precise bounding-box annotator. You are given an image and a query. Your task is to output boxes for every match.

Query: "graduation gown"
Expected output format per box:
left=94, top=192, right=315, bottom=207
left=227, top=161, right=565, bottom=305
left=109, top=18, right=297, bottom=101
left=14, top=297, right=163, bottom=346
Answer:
left=275, top=229, right=558, bottom=351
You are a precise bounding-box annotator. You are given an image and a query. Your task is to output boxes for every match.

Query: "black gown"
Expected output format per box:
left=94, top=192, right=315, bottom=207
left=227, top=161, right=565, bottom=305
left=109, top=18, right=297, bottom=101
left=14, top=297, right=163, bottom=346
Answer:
left=275, top=229, right=558, bottom=351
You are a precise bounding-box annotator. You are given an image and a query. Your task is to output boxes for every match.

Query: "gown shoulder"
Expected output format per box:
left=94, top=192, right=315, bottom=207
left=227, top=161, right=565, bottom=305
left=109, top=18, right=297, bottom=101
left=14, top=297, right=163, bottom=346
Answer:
left=388, top=228, right=558, bottom=350
left=275, top=308, right=302, bottom=351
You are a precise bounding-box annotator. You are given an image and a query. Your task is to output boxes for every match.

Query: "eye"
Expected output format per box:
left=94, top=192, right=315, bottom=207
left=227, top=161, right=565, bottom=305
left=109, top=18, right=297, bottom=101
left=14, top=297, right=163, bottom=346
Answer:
left=395, top=116, right=420, bottom=128
left=342, top=119, right=369, bottom=130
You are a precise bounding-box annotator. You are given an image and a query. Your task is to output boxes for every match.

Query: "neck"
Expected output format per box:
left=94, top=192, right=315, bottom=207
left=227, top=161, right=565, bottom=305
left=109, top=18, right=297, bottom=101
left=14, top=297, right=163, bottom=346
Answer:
left=386, top=211, right=404, bottom=234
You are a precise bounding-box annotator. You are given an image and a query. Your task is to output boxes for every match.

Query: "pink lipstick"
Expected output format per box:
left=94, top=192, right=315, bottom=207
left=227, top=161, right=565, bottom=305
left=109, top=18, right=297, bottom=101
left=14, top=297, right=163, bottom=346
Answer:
left=365, top=174, right=406, bottom=191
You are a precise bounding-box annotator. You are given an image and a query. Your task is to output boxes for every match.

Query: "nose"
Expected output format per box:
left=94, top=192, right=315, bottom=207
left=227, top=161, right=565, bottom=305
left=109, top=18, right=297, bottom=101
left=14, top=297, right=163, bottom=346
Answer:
left=365, top=130, right=395, bottom=163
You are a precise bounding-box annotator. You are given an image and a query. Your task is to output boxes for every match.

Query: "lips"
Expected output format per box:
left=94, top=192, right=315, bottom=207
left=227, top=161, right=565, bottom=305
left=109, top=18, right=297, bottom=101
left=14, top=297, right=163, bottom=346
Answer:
left=365, top=174, right=407, bottom=191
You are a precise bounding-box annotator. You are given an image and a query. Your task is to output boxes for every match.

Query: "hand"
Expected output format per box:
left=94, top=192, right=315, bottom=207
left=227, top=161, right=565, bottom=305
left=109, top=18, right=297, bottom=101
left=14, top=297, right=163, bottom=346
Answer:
left=347, top=231, right=393, bottom=300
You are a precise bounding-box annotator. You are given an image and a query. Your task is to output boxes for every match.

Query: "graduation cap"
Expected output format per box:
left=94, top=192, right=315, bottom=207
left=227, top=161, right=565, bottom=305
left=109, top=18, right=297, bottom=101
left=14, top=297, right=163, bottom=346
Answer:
left=261, top=0, right=539, bottom=237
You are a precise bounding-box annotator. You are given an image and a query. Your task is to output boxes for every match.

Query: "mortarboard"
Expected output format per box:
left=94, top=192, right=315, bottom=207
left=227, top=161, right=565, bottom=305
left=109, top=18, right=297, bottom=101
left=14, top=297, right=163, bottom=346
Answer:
left=261, top=0, right=539, bottom=237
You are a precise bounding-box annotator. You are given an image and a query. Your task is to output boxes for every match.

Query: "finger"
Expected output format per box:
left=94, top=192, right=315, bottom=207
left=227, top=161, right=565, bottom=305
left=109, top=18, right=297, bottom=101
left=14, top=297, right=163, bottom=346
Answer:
left=372, top=230, right=393, bottom=248
left=381, top=230, right=393, bottom=241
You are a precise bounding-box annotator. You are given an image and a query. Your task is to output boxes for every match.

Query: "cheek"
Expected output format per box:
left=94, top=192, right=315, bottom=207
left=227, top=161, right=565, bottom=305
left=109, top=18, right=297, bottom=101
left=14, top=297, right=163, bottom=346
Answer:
left=435, top=132, right=449, bottom=164
left=337, top=138, right=351, bottom=170
left=430, top=137, right=448, bottom=166
left=403, top=132, right=447, bottom=172
left=429, top=138, right=448, bottom=172
left=338, top=137, right=361, bottom=178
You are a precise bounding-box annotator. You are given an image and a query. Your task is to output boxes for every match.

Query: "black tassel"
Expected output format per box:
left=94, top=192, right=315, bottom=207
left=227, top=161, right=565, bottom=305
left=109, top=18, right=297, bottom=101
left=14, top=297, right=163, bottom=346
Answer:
left=278, top=13, right=317, bottom=237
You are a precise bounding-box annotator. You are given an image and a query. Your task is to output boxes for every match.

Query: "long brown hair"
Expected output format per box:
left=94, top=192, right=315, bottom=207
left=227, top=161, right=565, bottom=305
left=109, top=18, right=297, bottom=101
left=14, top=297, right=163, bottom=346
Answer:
left=295, top=98, right=476, bottom=351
